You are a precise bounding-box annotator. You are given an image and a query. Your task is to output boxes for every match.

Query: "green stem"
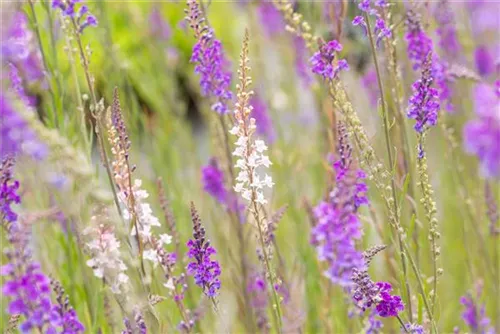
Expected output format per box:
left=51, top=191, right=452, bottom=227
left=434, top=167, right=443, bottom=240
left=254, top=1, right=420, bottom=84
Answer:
left=365, top=13, right=412, bottom=323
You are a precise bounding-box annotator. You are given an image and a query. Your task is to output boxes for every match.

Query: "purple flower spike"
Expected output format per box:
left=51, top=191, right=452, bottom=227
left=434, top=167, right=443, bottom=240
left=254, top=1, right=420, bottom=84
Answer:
left=407, top=54, right=440, bottom=133
left=405, top=11, right=434, bottom=71
left=311, top=124, right=367, bottom=287
left=434, top=0, right=461, bottom=61
left=460, top=281, right=494, bottom=334
left=201, top=158, right=227, bottom=205
left=51, top=0, right=97, bottom=33
left=310, top=40, right=348, bottom=80
left=186, top=203, right=221, bottom=297
left=186, top=0, right=233, bottom=114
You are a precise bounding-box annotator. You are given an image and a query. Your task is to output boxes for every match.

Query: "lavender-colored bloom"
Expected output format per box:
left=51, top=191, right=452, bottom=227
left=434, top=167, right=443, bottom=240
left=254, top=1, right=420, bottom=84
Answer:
left=186, top=203, right=221, bottom=297
left=0, top=93, right=48, bottom=160
left=311, top=125, right=367, bottom=286
left=1, top=212, right=59, bottom=332
left=51, top=280, right=85, bottom=333
left=374, top=282, right=405, bottom=317
left=310, top=40, right=349, bottom=80
left=405, top=11, right=433, bottom=71
left=404, top=323, right=425, bottom=333
left=354, top=0, right=391, bottom=45
left=1, top=12, right=44, bottom=85
left=9, top=63, right=36, bottom=107
left=52, top=0, right=97, bottom=32
left=463, top=83, right=500, bottom=179
left=351, top=259, right=404, bottom=317
left=365, top=310, right=383, bottom=334
left=201, top=158, right=227, bottom=205
left=474, top=45, right=495, bottom=77
left=434, top=0, right=461, bottom=60
left=186, top=0, right=233, bottom=114
left=0, top=157, right=20, bottom=223
left=251, top=94, right=275, bottom=143
left=407, top=55, right=440, bottom=133
left=293, top=36, right=313, bottom=88
left=460, top=282, right=494, bottom=334
left=257, top=2, right=284, bottom=38
left=149, top=5, right=171, bottom=40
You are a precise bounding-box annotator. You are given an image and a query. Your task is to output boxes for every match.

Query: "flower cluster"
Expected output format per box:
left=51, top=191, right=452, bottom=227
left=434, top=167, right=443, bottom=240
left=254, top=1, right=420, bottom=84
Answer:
left=51, top=280, right=85, bottom=333
left=434, top=0, right=461, bottom=60
left=0, top=93, right=48, bottom=160
left=353, top=0, right=391, bottom=46
left=250, top=94, right=275, bottom=143
left=84, top=213, right=130, bottom=294
left=185, top=0, right=233, bottom=114
left=230, top=37, right=274, bottom=205
left=9, top=63, right=36, bottom=107
left=351, top=247, right=404, bottom=318
left=407, top=54, right=440, bottom=134
left=122, top=310, right=147, bottom=334
left=405, top=10, right=434, bottom=71
left=463, top=83, right=500, bottom=179
left=460, top=281, right=494, bottom=334
left=52, top=0, right=98, bottom=33
left=1, top=216, right=60, bottom=332
left=186, top=203, right=221, bottom=297
left=0, top=156, right=20, bottom=223
left=404, top=323, right=425, bottom=333
left=311, top=124, right=367, bottom=286
left=201, top=158, right=227, bottom=205
left=310, top=40, right=348, bottom=80
left=1, top=12, right=44, bottom=86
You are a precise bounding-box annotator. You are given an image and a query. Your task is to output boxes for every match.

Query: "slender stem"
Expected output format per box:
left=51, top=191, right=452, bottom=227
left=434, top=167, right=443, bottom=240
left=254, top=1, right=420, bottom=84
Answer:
left=70, top=19, right=122, bottom=219
left=365, top=14, right=412, bottom=322
left=396, top=314, right=409, bottom=333
left=403, top=241, right=438, bottom=334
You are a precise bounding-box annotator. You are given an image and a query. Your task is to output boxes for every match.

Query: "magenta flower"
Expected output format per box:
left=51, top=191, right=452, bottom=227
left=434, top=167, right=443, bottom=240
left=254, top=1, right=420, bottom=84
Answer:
left=374, top=282, right=405, bottom=317
left=310, top=40, right=348, bottom=80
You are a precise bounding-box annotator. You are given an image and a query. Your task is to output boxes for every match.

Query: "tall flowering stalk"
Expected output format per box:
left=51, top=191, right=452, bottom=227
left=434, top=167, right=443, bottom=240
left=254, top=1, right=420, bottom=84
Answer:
left=407, top=54, right=441, bottom=312
left=185, top=0, right=233, bottom=114
left=229, top=30, right=282, bottom=330
left=186, top=203, right=221, bottom=298
left=434, top=0, right=461, bottom=61
left=51, top=279, right=85, bottom=333
left=106, top=89, right=172, bottom=270
left=311, top=123, right=367, bottom=287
